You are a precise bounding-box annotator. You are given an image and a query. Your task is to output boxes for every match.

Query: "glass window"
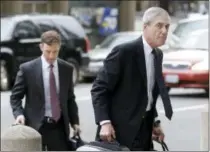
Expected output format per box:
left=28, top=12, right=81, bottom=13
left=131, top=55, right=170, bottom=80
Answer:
left=178, top=30, right=208, bottom=50
left=14, top=20, right=40, bottom=38
left=99, top=34, right=140, bottom=49
left=173, top=18, right=208, bottom=38
left=52, top=16, right=86, bottom=38
left=1, top=18, right=15, bottom=41
left=33, top=19, right=67, bottom=41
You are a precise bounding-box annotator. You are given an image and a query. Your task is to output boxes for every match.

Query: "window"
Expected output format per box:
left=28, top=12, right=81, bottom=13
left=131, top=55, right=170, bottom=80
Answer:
left=34, top=19, right=66, bottom=41
left=14, top=20, right=40, bottom=39
left=173, top=19, right=208, bottom=38
left=1, top=18, right=15, bottom=41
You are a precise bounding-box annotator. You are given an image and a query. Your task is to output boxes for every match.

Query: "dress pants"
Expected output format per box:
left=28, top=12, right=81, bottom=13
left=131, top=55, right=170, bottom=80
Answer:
left=131, top=111, right=154, bottom=151
left=38, top=116, right=69, bottom=151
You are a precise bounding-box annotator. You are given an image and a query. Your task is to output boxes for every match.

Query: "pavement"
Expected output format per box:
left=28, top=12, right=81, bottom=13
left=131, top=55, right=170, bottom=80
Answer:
left=1, top=82, right=208, bottom=151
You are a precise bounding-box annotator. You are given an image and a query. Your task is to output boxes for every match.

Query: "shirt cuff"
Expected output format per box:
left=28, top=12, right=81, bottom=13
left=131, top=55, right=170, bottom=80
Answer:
left=155, top=117, right=159, bottom=121
left=100, top=120, right=111, bottom=126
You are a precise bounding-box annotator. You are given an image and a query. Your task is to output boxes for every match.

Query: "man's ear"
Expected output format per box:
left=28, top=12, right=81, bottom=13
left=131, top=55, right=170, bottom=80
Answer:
left=143, top=23, right=147, bottom=30
left=39, top=43, right=43, bottom=51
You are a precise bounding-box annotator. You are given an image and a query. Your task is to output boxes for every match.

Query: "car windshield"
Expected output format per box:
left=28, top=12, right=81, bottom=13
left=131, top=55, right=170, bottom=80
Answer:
left=99, top=34, right=140, bottom=49
left=1, top=18, right=15, bottom=41
left=177, top=31, right=208, bottom=50
left=173, top=18, right=208, bottom=38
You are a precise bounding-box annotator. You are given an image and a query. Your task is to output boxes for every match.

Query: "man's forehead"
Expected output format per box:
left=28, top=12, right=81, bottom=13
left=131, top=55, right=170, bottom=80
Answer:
left=152, top=16, right=171, bottom=25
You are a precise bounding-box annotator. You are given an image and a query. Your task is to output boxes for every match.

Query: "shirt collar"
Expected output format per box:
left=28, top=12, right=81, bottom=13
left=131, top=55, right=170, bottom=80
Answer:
left=142, top=35, right=153, bottom=56
left=41, top=55, right=57, bottom=69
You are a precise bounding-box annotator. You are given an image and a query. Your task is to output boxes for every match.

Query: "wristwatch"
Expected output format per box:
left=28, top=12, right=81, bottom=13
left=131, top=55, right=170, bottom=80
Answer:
left=154, top=120, right=161, bottom=127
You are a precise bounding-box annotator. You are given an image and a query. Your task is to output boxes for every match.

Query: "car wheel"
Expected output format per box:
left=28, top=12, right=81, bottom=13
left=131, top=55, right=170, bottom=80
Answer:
left=0, top=60, right=10, bottom=91
left=67, top=59, right=79, bottom=86
left=205, top=89, right=209, bottom=95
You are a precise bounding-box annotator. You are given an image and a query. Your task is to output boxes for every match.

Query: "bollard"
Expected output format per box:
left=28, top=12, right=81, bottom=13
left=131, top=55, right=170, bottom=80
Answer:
left=200, top=105, right=209, bottom=151
left=1, top=125, right=42, bottom=151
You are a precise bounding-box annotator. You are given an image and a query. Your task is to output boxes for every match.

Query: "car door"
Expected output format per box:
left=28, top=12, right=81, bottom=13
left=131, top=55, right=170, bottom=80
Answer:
left=13, top=20, right=41, bottom=64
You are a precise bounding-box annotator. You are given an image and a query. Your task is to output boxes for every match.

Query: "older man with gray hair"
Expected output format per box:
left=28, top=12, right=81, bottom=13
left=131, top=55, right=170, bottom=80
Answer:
left=91, top=7, right=173, bottom=151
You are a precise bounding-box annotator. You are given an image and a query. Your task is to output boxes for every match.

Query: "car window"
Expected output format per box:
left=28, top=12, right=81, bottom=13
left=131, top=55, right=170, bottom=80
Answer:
left=173, top=19, right=208, bottom=38
left=99, top=34, right=117, bottom=48
left=110, top=35, right=139, bottom=48
left=14, top=20, right=40, bottom=38
left=178, top=31, right=208, bottom=50
left=1, top=18, right=15, bottom=41
left=52, top=16, right=86, bottom=38
left=33, top=19, right=66, bottom=41
left=99, top=34, right=139, bottom=48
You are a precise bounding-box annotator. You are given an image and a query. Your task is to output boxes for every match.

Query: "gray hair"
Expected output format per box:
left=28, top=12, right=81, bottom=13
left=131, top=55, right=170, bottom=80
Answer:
left=142, top=7, right=171, bottom=25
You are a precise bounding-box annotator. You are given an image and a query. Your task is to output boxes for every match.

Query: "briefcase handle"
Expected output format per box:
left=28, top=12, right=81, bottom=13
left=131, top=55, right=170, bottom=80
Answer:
left=161, top=141, right=169, bottom=151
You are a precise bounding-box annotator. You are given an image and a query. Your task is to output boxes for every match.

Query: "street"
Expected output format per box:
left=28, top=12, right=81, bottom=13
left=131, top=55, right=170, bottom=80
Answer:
left=1, top=82, right=208, bottom=151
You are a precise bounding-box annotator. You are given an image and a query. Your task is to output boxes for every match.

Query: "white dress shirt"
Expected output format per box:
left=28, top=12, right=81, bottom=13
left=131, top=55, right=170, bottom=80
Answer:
left=142, top=35, right=155, bottom=111
left=41, top=55, right=60, bottom=117
left=100, top=35, right=157, bottom=126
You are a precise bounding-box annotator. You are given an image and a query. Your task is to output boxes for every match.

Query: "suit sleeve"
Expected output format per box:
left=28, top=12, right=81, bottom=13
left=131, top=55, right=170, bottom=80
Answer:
left=67, top=66, right=79, bottom=125
left=91, top=46, right=122, bottom=124
left=10, top=65, right=26, bottom=119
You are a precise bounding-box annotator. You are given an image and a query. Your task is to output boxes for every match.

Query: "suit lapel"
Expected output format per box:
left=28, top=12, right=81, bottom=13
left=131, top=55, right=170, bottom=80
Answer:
left=35, top=57, right=45, bottom=100
left=57, top=59, right=66, bottom=104
left=136, top=36, right=147, bottom=89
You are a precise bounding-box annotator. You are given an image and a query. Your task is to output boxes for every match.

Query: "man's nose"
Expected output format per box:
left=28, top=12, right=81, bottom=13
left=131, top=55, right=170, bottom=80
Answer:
left=161, top=27, right=168, bottom=34
left=49, top=53, right=55, bottom=59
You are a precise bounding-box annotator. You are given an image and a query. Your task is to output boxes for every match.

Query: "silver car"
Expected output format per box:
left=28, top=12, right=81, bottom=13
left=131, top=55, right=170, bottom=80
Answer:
left=81, top=31, right=142, bottom=79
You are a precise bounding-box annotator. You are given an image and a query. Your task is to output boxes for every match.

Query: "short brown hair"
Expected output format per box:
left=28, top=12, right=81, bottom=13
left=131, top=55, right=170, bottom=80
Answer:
left=41, top=30, right=61, bottom=45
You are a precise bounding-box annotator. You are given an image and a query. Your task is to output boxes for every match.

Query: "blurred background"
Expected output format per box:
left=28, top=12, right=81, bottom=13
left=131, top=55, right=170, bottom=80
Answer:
left=0, top=0, right=209, bottom=151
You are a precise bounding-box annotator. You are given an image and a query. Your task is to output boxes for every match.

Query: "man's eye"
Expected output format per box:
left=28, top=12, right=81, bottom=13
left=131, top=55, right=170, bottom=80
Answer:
left=157, top=24, right=162, bottom=28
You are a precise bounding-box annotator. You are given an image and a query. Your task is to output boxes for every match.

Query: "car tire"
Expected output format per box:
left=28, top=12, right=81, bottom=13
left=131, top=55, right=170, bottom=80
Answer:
left=205, top=89, right=209, bottom=96
left=0, top=60, right=10, bottom=91
left=67, top=58, right=79, bottom=86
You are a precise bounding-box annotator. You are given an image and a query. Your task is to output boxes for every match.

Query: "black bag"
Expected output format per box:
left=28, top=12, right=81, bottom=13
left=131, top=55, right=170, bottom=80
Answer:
left=68, top=134, right=87, bottom=150
left=76, top=140, right=130, bottom=151
left=151, top=141, right=169, bottom=151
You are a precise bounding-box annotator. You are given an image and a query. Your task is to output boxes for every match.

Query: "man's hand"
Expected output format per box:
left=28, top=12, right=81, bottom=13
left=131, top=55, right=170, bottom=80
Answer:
left=100, top=122, right=116, bottom=142
left=14, top=115, right=25, bottom=125
left=152, top=125, right=165, bottom=143
left=72, top=124, right=81, bottom=136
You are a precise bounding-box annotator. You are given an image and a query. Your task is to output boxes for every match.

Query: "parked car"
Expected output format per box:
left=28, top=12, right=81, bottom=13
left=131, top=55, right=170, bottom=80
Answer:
left=0, top=14, right=90, bottom=90
left=169, top=15, right=208, bottom=48
left=162, top=29, right=209, bottom=94
left=81, top=31, right=142, bottom=79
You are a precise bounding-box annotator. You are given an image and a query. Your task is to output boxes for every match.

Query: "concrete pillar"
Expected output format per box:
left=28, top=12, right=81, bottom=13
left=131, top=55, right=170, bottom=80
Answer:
left=1, top=1, right=22, bottom=16
left=1, top=125, right=42, bottom=151
left=50, top=0, right=69, bottom=15
left=140, top=1, right=150, bottom=11
left=118, top=1, right=136, bottom=32
left=200, top=106, right=209, bottom=151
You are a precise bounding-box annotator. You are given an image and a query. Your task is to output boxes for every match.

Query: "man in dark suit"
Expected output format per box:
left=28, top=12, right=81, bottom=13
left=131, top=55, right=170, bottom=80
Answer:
left=91, top=7, right=173, bottom=151
left=10, top=30, right=80, bottom=151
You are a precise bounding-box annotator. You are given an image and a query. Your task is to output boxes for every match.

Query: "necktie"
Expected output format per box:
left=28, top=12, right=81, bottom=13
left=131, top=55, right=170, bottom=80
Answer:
left=152, top=49, right=173, bottom=120
left=49, top=64, right=61, bottom=121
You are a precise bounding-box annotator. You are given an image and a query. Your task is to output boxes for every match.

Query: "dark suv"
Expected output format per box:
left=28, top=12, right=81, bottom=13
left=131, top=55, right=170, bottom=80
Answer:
left=0, top=14, right=90, bottom=90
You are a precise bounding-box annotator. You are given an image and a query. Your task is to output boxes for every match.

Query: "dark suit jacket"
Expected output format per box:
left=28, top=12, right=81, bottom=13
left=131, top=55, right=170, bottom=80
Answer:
left=10, top=57, right=79, bottom=138
left=91, top=36, right=169, bottom=148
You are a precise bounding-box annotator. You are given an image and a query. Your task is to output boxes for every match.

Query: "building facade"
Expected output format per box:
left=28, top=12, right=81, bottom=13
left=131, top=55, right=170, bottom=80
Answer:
left=1, top=1, right=69, bottom=16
